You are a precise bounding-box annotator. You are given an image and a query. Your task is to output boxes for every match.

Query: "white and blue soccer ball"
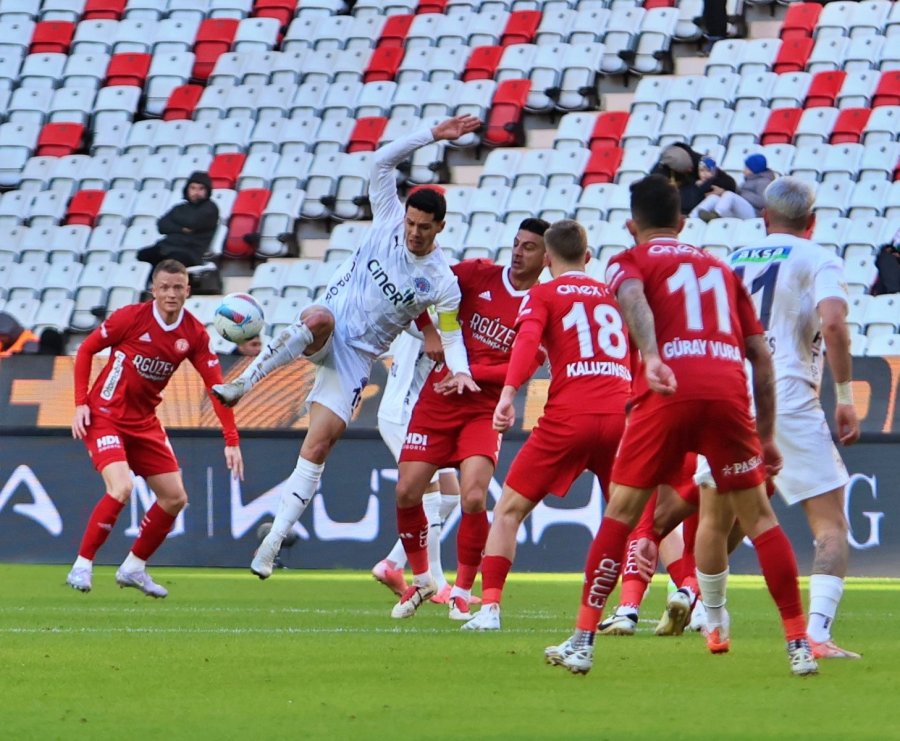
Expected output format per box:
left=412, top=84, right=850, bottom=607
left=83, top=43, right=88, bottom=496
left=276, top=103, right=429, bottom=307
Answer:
left=213, top=293, right=265, bottom=344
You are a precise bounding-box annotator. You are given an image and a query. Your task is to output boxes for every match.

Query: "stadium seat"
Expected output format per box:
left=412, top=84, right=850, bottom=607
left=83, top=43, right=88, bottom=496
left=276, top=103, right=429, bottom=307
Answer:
left=830, top=108, right=872, bottom=145
left=463, top=44, right=503, bottom=81
left=772, top=37, right=813, bottom=75
left=19, top=52, right=67, bottom=90
left=844, top=35, right=884, bottom=74
left=377, top=13, right=413, bottom=48
left=252, top=0, right=298, bottom=29
left=347, top=116, right=388, bottom=153
left=105, top=51, right=151, bottom=86
left=589, top=111, right=629, bottom=152
left=873, top=71, right=900, bottom=108
left=7, top=87, right=53, bottom=126
left=29, top=20, right=75, bottom=53
left=500, top=10, right=540, bottom=46
left=113, top=17, right=155, bottom=53
left=65, top=189, right=106, bottom=227
left=233, top=16, right=279, bottom=53
left=153, top=17, right=201, bottom=54
left=780, top=2, right=820, bottom=40
left=582, top=147, right=623, bottom=187
left=761, top=108, right=802, bottom=146
left=224, top=187, right=270, bottom=258
left=795, top=107, right=839, bottom=147
left=363, top=46, right=403, bottom=83
left=84, top=0, right=126, bottom=20
left=162, top=83, right=204, bottom=120
left=483, top=78, right=530, bottom=148
left=61, top=51, right=110, bottom=89
left=192, top=18, right=239, bottom=81
left=207, top=152, right=245, bottom=189
left=36, top=122, right=84, bottom=156
left=770, top=71, right=812, bottom=110
left=19, top=155, right=58, bottom=191
left=805, top=70, right=847, bottom=108
left=836, top=70, right=879, bottom=110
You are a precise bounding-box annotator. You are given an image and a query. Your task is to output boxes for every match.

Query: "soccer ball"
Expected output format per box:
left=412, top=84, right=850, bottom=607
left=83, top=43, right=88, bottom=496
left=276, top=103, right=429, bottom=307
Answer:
left=213, top=293, right=265, bottom=344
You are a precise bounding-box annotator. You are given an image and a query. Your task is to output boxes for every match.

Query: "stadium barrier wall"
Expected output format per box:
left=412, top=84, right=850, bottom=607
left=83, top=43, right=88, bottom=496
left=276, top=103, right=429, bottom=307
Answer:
left=1, top=430, right=897, bottom=576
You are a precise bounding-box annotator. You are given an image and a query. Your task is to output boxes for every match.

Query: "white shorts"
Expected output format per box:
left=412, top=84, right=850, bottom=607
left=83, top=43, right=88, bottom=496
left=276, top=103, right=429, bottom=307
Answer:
left=377, top=416, right=452, bottom=486
left=773, top=401, right=849, bottom=506
left=306, top=330, right=374, bottom=426
left=693, top=455, right=715, bottom=488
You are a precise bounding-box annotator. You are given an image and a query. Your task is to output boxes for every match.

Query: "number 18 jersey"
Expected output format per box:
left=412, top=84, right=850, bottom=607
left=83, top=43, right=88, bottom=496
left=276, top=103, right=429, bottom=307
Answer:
left=730, top=233, right=847, bottom=411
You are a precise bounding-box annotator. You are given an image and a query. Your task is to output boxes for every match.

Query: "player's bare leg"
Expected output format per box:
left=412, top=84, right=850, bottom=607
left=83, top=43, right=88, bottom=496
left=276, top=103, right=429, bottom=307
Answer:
left=801, top=488, right=860, bottom=659
left=695, top=488, right=736, bottom=652
left=213, top=306, right=335, bottom=407
left=67, top=461, right=133, bottom=593
left=251, top=403, right=344, bottom=578
left=114, top=470, right=187, bottom=598
left=448, top=455, right=494, bottom=620
left=392, top=460, right=441, bottom=618
left=727, top=485, right=817, bottom=675
left=547, top=483, right=652, bottom=674
left=430, top=470, right=461, bottom=603
left=461, top=485, right=536, bottom=631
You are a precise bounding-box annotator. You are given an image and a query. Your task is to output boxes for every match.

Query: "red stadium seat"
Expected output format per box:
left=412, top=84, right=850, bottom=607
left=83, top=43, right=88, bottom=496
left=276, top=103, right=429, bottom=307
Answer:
left=772, top=37, right=813, bottom=74
left=192, top=18, right=239, bottom=82
left=500, top=10, right=541, bottom=46
left=804, top=70, right=846, bottom=108
left=416, top=0, right=448, bottom=13
left=830, top=108, right=872, bottom=145
left=761, top=108, right=802, bottom=145
left=779, top=2, right=821, bottom=40
left=105, top=53, right=152, bottom=87
left=83, top=0, right=127, bottom=20
left=66, top=190, right=106, bottom=227
left=209, top=153, right=247, bottom=189
left=376, top=14, right=414, bottom=48
left=873, top=70, right=900, bottom=108
left=582, top=147, right=623, bottom=186
left=483, top=79, right=531, bottom=147
left=463, top=45, right=504, bottom=81
left=29, top=21, right=75, bottom=54
left=643, top=0, right=675, bottom=7
left=225, top=188, right=271, bottom=259
left=163, top=84, right=204, bottom=120
left=37, top=122, right=85, bottom=156
left=252, top=0, right=297, bottom=28
left=348, top=117, right=388, bottom=153
left=589, top=112, right=629, bottom=151
left=408, top=184, right=445, bottom=197
left=363, top=47, right=404, bottom=83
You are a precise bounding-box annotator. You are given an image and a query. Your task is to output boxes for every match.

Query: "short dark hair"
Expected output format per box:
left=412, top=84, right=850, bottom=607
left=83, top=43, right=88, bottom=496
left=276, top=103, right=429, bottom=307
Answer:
left=630, top=175, right=681, bottom=230
left=406, top=187, right=446, bottom=222
left=544, top=219, right=588, bottom=262
left=518, top=217, right=550, bottom=237
left=152, top=259, right=189, bottom=281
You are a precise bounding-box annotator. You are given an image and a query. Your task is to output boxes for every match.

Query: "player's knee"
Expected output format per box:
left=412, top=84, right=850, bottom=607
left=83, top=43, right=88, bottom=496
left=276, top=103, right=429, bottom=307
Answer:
left=301, top=438, right=335, bottom=464
left=107, top=484, right=133, bottom=503
left=395, top=478, right=423, bottom=508
left=160, top=489, right=188, bottom=512
left=460, top=487, right=486, bottom=513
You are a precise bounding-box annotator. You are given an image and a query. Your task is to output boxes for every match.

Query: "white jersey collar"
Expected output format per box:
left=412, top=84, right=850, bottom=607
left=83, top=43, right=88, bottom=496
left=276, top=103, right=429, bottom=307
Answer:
left=502, top=266, right=530, bottom=297
left=152, top=301, right=185, bottom=332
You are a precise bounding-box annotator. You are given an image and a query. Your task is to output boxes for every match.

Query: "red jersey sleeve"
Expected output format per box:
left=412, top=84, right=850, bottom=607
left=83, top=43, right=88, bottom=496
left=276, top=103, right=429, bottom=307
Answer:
left=189, top=330, right=240, bottom=447
left=73, top=307, right=133, bottom=405
left=605, top=249, right=643, bottom=295
left=506, top=288, right=549, bottom=389
left=734, top=278, right=764, bottom=338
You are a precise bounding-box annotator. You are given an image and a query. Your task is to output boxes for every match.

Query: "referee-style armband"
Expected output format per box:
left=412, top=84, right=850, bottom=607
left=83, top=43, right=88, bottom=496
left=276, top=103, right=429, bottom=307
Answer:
left=835, top=381, right=854, bottom=406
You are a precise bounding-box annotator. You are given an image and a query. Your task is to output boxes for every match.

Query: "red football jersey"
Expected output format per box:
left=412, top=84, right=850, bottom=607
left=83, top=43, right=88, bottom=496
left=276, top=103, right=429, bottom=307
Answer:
left=74, top=301, right=238, bottom=443
left=515, top=271, right=633, bottom=416
left=606, top=238, right=764, bottom=404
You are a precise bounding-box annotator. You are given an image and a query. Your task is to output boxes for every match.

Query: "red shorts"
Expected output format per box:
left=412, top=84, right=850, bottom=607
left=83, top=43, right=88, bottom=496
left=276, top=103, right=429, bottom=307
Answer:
left=612, top=398, right=765, bottom=493
left=670, top=453, right=699, bottom=508
left=400, top=395, right=501, bottom=468
left=83, top=413, right=179, bottom=478
left=506, top=412, right=625, bottom=503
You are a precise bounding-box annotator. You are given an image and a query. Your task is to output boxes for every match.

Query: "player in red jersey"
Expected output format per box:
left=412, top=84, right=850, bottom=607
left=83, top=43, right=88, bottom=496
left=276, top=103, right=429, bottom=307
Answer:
left=391, top=218, right=549, bottom=619
left=65, top=260, right=243, bottom=597
left=460, top=219, right=633, bottom=632
left=545, top=175, right=818, bottom=677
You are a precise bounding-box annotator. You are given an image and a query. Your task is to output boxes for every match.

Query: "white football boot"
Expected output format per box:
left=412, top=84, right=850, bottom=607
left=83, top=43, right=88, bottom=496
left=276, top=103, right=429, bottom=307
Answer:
left=460, top=603, right=501, bottom=631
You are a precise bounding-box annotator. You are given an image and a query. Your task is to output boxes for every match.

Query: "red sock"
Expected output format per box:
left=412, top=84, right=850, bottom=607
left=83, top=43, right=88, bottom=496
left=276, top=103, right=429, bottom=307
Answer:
left=397, top=504, right=430, bottom=576
left=620, top=536, right=653, bottom=609
left=481, top=555, right=512, bottom=605
left=131, top=503, right=177, bottom=561
left=679, top=513, right=699, bottom=595
left=576, top=517, right=632, bottom=631
left=78, top=494, right=125, bottom=560
left=753, top=525, right=806, bottom=641
left=455, top=510, right=489, bottom=590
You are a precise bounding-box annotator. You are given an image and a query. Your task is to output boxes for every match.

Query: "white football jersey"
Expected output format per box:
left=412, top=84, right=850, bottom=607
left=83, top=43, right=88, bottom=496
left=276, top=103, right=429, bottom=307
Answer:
left=321, top=128, right=461, bottom=359
left=377, top=330, right=435, bottom=426
left=729, top=233, right=847, bottom=411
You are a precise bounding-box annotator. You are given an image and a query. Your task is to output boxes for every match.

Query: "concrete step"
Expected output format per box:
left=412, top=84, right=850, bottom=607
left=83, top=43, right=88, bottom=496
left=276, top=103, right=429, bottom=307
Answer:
left=450, top=164, right=483, bottom=186
left=223, top=275, right=252, bottom=294
left=749, top=19, right=782, bottom=39
left=602, top=91, right=635, bottom=112
left=525, top=127, right=556, bottom=149
left=300, top=238, right=329, bottom=260
left=675, top=55, right=708, bottom=77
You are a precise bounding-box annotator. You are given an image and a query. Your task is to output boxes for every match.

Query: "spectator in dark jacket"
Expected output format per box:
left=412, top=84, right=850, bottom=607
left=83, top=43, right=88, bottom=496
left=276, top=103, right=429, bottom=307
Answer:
left=137, top=171, right=219, bottom=268
left=873, top=231, right=900, bottom=295
left=692, top=154, right=774, bottom=221
left=653, top=144, right=705, bottom=215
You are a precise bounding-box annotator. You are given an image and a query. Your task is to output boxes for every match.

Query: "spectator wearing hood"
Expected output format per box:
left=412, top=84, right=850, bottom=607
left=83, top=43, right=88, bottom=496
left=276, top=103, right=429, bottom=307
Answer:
left=137, top=171, right=219, bottom=269
left=691, top=155, right=771, bottom=221
left=739, top=153, right=777, bottom=217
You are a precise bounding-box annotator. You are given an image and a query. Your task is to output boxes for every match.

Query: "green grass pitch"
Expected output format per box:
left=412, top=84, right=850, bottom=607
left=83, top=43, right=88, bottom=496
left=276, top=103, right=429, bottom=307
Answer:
left=1, top=565, right=896, bottom=740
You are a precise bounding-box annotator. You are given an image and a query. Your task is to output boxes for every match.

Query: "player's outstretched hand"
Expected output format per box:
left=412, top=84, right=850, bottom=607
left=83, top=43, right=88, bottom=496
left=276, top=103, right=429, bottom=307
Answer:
left=493, top=386, right=517, bottom=432
left=835, top=403, right=860, bottom=446
left=225, top=445, right=244, bottom=481
left=434, top=371, right=481, bottom=396
left=422, top=326, right=444, bottom=365
left=645, top=357, right=677, bottom=395
left=431, top=114, right=481, bottom=142
left=633, top=537, right=658, bottom=582
left=761, top=438, right=783, bottom=477
left=71, top=404, right=91, bottom=440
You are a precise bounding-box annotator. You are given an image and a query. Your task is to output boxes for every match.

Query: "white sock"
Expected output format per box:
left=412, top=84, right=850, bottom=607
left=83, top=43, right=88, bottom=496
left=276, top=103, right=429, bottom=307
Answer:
left=696, top=567, right=729, bottom=626
left=121, top=552, right=146, bottom=572
left=807, top=573, right=844, bottom=643
left=450, top=585, right=471, bottom=601
left=412, top=571, right=433, bottom=588
left=423, top=492, right=446, bottom=589
left=240, top=322, right=314, bottom=386
left=73, top=556, right=92, bottom=570
left=384, top=540, right=408, bottom=569
left=439, top=493, right=460, bottom=522
left=272, top=456, right=324, bottom=540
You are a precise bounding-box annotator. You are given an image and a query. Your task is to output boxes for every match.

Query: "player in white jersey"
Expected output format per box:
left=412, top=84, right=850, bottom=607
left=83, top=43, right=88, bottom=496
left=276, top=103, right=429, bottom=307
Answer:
left=211, top=115, right=482, bottom=579
left=727, top=176, right=861, bottom=659
left=372, top=329, right=461, bottom=602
